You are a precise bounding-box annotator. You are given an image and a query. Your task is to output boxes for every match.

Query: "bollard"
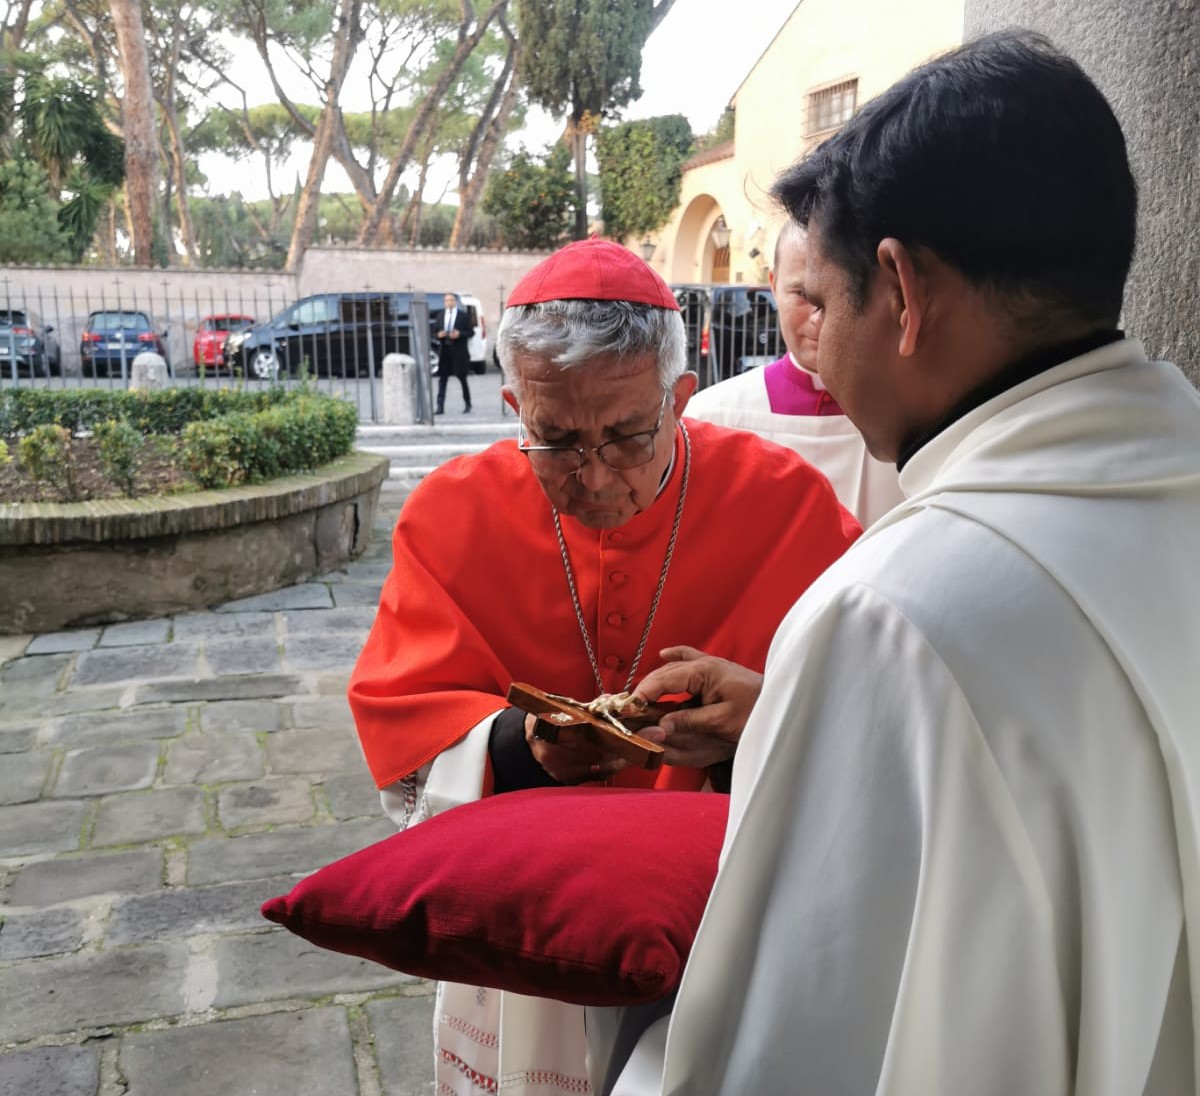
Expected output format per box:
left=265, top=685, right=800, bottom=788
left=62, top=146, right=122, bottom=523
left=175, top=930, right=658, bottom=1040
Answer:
left=382, top=352, right=419, bottom=423
left=130, top=352, right=169, bottom=390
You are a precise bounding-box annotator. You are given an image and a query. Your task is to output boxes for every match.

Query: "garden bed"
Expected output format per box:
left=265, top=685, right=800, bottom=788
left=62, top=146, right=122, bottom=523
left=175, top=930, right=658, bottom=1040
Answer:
left=0, top=386, right=387, bottom=634
left=0, top=450, right=390, bottom=634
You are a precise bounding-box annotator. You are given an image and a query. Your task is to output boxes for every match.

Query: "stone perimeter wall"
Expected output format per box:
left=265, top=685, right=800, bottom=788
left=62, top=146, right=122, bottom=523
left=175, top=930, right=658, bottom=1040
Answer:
left=0, top=452, right=389, bottom=634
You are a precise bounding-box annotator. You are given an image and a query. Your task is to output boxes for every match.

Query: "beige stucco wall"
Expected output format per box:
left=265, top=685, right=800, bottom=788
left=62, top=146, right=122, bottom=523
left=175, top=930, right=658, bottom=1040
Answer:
left=648, top=0, right=965, bottom=286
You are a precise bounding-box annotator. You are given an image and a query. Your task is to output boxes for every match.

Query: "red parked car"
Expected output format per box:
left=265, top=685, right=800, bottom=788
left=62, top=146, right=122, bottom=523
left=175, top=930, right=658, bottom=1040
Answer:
left=193, top=314, right=255, bottom=372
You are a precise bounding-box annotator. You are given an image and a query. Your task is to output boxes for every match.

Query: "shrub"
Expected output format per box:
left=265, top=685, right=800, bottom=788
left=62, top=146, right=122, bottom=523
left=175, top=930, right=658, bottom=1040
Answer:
left=0, top=438, right=9, bottom=466
left=182, top=395, right=358, bottom=489
left=18, top=424, right=79, bottom=499
left=95, top=417, right=144, bottom=497
left=0, top=386, right=292, bottom=436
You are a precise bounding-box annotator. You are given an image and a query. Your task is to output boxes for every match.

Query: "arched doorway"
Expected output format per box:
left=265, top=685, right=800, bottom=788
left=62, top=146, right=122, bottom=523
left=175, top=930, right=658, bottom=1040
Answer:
left=670, top=195, right=731, bottom=284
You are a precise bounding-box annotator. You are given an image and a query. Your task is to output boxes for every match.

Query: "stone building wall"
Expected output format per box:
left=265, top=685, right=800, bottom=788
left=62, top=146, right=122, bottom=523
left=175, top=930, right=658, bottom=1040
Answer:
left=964, top=1, right=1199, bottom=383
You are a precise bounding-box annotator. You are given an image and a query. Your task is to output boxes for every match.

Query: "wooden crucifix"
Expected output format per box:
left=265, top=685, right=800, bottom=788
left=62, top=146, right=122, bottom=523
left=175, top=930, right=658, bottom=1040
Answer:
left=506, top=682, right=696, bottom=771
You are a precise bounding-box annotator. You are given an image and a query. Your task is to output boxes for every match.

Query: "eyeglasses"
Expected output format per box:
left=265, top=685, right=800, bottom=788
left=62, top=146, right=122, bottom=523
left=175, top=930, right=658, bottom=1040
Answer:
left=519, top=393, right=670, bottom=473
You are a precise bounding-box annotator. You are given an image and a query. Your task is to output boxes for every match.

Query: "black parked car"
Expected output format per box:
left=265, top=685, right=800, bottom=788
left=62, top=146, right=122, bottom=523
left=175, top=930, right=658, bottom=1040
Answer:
left=80, top=310, right=169, bottom=378
left=0, top=308, right=61, bottom=378
left=707, top=285, right=783, bottom=386
left=225, top=292, right=446, bottom=381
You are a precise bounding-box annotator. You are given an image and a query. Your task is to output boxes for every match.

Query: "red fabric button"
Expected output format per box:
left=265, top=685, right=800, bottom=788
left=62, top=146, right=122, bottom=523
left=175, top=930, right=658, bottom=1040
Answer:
left=609, top=572, right=627, bottom=586
left=606, top=613, right=624, bottom=626
left=604, top=655, right=622, bottom=669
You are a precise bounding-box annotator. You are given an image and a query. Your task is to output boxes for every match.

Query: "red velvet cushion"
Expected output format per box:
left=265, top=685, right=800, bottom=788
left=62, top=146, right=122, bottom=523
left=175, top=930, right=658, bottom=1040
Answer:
left=262, top=786, right=727, bottom=1006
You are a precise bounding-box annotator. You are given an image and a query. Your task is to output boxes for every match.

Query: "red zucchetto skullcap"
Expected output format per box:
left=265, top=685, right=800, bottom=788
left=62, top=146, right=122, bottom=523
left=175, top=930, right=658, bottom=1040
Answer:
left=507, top=238, right=679, bottom=311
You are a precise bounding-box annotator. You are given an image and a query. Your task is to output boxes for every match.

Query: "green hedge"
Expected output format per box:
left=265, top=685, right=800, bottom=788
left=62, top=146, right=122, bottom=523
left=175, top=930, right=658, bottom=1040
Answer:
left=1, top=386, right=359, bottom=493
left=0, top=386, right=293, bottom=436
left=181, top=395, right=359, bottom=488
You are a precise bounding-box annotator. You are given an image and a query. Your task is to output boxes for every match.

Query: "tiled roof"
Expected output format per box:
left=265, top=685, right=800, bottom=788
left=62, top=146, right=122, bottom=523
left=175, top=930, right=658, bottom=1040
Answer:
left=683, top=140, right=735, bottom=171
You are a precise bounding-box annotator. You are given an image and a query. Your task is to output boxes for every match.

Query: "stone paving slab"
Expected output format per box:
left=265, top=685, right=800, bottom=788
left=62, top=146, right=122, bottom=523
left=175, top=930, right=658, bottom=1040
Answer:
left=215, top=583, right=334, bottom=613
left=97, top=619, right=171, bottom=648
left=163, top=731, right=264, bottom=786
left=118, top=1008, right=357, bottom=1096
left=106, top=876, right=299, bottom=945
left=324, top=769, right=386, bottom=820
left=131, top=673, right=306, bottom=705
left=0, top=752, right=50, bottom=806
left=0, top=799, right=88, bottom=857
left=187, top=817, right=396, bottom=886
left=216, top=776, right=316, bottom=832
left=24, top=630, right=100, bottom=655
left=331, top=582, right=392, bottom=609
left=70, top=644, right=201, bottom=688
left=52, top=742, right=160, bottom=799
left=0, top=942, right=188, bottom=1043
left=283, top=606, right=376, bottom=634
left=0, top=653, right=73, bottom=697
left=291, top=695, right=358, bottom=730
left=283, top=631, right=371, bottom=671
left=204, top=635, right=285, bottom=676
left=0, top=1044, right=99, bottom=1096
left=2, top=686, right=127, bottom=723
left=197, top=698, right=282, bottom=734
left=0, top=908, right=86, bottom=961
left=368, top=995, right=438, bottom=1096
left=0, top=725, right=37, bottom=755
left=266, top=729, right=366, bottom=775
left=6, top=848, right=164, bottom=907
left=41, top=706, right=187, bottom=750
left=90, top=786, right=207, bottom=847
left=214, top=929, right=419, bottom=1008
left=170, top=610, right=276, bottom=641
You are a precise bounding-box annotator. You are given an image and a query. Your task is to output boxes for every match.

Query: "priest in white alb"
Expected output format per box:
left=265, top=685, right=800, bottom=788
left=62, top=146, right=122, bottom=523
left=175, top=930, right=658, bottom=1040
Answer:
left=600, top=30, right=1200, bottom=1096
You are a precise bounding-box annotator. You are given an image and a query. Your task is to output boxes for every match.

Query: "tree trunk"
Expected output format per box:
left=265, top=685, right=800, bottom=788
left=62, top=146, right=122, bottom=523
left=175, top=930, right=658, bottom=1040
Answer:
left=108, top=0, right=159, bottom=266
left=450, top=29, right=520, bottom=248
left=572, top=126, right=587, bottom=241
left=357, top=0, right=508, bottom=246
left=159, top=96, right=196, bottom=266
left=283, top=0, right=364, bottom=272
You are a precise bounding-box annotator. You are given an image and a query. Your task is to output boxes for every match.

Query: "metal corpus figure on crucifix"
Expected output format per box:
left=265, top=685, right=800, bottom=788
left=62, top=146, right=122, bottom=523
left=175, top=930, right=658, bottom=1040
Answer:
left=506, top=682, right=698, bottom=770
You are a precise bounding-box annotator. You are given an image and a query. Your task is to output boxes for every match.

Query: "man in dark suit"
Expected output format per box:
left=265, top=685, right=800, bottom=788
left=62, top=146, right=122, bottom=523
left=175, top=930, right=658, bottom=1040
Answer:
left=436, top=293, right=475, bottom=414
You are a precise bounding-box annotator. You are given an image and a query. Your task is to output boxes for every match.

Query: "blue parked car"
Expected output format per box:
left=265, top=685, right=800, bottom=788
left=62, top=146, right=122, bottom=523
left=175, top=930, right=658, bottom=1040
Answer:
left=80, top=309, right=168, bottom=378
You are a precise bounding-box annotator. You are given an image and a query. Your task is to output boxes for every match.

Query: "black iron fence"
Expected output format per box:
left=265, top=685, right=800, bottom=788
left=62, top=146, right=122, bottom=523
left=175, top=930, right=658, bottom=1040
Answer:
left=672, top=283, right=786, bottom=390
left=0, top=280, right=453, bottom=423
left=0, top=277, right=786, bottom=418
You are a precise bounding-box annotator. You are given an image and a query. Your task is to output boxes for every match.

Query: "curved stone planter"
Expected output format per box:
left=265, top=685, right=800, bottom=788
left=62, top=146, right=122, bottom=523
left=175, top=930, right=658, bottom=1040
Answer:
left=0, top=451, right=390, bottom=635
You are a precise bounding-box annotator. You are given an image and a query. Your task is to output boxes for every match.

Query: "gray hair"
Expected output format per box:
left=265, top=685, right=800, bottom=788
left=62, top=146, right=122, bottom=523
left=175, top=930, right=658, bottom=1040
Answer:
left=496, top=299, right=686, bottom=396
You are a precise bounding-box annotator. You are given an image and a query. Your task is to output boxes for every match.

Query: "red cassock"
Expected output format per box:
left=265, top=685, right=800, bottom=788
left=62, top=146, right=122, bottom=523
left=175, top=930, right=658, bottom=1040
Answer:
left=349, top=418, right=861, bottom=791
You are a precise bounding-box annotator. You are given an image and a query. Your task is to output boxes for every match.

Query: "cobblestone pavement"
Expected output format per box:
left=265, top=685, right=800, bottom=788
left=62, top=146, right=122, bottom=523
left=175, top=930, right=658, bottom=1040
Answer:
left=0, top=484, right=438, bottom=1096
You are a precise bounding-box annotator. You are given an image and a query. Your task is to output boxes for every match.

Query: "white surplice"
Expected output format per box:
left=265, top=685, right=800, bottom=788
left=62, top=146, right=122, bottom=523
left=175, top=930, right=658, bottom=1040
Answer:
left=619, top=339, right=1200, bottom=1095
left=684, top=366, right=904, bottom=528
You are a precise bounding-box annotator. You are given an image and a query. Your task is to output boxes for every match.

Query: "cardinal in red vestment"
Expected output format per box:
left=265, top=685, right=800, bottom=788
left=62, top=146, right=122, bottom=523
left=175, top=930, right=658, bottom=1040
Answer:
left=347, top=237, right=860, bottom=1096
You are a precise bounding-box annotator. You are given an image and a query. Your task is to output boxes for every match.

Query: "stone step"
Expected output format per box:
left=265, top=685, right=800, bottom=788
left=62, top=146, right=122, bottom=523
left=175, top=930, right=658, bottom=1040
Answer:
left=357, top=422, right=515, bottom=440
left=357, top=442, right=495, bottom=468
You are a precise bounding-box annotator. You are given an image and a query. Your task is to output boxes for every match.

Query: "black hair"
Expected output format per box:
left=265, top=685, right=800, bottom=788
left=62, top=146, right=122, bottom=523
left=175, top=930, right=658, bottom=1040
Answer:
left=772, top=30, right=1137, bottom=332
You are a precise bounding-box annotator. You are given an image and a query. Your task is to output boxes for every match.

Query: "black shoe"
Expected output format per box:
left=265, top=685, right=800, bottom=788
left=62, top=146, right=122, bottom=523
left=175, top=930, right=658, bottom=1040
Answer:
left=464, top=404, right=472, bottom=413
left=435, top=406, right=443, bottom=416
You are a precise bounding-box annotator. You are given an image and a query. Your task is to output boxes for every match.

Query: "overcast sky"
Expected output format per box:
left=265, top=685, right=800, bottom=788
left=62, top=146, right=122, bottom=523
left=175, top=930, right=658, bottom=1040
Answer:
left=200, top=0, right=799, bottom=205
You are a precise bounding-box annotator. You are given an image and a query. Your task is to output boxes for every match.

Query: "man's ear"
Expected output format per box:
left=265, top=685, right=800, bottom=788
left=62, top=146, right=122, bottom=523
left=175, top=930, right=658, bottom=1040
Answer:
left=671, top=371, right=699, bottom=419
left=877, top=238, right=925, bottom=358
left=501, top=386, right=520, bottom=415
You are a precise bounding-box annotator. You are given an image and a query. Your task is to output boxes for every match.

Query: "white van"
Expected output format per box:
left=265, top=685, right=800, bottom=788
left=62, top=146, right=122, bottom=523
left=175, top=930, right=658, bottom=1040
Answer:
left=457, top=293, right=489, bottom=375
